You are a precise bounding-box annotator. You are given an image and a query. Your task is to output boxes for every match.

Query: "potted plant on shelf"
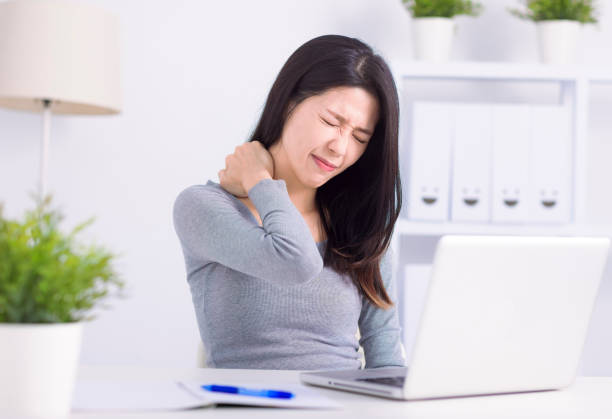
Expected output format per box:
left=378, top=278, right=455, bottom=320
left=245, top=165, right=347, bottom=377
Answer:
left=401, top=0, right=484, bottom=62
left=508, top=0, right=599, bottom=64
left=0, top=194, right=124, bottom=418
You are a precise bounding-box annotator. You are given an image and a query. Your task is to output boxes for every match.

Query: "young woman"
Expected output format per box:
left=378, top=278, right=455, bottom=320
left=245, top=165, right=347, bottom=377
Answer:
left=173, top=34, right=405, bottom=370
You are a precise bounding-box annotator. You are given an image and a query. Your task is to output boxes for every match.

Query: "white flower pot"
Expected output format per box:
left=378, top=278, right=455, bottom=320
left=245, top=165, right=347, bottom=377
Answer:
left=412, top=17, right=455, bottom=62
left=0, top=322, right=83, bottom=419
left=536, top=20, right=581, bottom=64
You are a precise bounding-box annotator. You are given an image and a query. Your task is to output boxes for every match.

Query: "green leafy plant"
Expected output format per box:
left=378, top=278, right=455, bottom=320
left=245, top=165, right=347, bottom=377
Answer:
left=401, top=0, right=484, bottom=18
left=508, top=0, right=598, bottom=23
left=0, top=194, right=125, bottom=323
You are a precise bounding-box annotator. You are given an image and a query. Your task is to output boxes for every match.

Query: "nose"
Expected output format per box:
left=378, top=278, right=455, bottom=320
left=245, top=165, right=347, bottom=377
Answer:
left=327, top=126, right=350, bottom=157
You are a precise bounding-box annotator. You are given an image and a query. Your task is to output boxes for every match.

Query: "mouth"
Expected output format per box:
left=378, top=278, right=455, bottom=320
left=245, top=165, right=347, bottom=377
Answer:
left=312, top=155, right=337, bottom=171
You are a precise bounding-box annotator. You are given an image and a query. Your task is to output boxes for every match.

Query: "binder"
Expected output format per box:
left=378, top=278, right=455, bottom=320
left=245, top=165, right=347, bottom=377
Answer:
left=528, top=105, right=572, bottom=223
left=450, top=103, right=492, bottom=222
left=407, top=101, right=452, bottom=221
left=491, top=104, right=531, bottom=223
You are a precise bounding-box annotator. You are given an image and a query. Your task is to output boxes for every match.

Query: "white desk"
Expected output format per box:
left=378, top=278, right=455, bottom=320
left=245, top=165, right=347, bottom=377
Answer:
left=71, top=365, right=612, bottom=418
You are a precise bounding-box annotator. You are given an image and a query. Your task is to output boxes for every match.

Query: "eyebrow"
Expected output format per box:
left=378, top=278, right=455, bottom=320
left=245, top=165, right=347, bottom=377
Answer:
left=325, top=108, right=373, bottom=136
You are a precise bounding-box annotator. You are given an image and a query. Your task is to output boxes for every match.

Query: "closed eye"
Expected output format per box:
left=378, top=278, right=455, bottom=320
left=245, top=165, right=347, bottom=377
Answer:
left=321, top=118, right=335, bottom=127
left=321, top=118, right=367, bottom=144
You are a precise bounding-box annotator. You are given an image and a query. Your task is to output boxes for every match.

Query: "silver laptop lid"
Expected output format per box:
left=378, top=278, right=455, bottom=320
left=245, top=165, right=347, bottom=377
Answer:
left=403, top=235, right=610, bottom=399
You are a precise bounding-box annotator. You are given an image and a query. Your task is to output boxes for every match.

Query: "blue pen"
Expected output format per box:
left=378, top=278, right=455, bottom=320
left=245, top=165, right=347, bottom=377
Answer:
left=201, top=384, right=294, bottom=399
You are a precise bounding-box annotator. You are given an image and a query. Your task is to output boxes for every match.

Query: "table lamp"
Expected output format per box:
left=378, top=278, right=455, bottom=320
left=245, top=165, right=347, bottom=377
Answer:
left=0, top=0, right=122, bottom=201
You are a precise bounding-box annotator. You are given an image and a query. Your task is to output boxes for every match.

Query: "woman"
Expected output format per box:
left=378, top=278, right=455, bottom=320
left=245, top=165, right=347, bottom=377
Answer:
left=173, top=34, right=405, bottom=370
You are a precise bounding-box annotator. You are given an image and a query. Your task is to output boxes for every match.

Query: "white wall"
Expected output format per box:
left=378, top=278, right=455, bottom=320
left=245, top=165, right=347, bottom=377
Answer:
left=0, top=0, right=611, bottom=374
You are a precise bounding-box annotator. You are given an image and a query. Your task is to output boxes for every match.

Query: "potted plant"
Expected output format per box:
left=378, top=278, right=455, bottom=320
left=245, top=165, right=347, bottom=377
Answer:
left=0, top=194, right=124, bottom=418
left=401, top=0, right=484, bottom=62
left=508, top=0, right=599, bottom=64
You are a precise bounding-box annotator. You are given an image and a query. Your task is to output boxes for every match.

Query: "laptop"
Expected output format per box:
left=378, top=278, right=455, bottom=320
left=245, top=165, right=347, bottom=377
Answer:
left=300, top=235, right=610, bottom=400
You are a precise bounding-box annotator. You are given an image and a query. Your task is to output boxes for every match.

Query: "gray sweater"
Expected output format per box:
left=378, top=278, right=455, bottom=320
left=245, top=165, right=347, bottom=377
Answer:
left=172, top=177, right=405, bottom=370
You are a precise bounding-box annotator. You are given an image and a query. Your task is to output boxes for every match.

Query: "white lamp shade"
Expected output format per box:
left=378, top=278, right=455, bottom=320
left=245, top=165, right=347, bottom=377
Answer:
left=0, top=0, right=122, bottom=115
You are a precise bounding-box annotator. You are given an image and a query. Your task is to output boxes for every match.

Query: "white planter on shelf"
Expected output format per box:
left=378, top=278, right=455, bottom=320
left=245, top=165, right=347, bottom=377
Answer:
left=0, top=322, right=83, bottom=418
left=412, top=17, right=455, bottom=62
left=536, top=19, right=581, bottom=64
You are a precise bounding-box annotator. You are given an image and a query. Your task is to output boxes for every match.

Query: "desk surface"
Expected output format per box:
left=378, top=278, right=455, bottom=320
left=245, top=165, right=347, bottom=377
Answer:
left=71, top=365, right=612, bottom=419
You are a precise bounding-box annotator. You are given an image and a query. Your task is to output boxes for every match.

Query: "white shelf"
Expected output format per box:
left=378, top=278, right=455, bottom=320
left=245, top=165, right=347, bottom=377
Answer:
left=387, top=60, right=611, bottom=330
left=395, top=219, right=612, bottom=238
left=387, top=59, right=609, bottom=239
left=390, top=60, right=612, bottom=83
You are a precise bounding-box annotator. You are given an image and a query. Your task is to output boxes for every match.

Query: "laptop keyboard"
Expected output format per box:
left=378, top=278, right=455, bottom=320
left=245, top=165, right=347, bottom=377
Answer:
left=356, top=376, right=406, bottom=388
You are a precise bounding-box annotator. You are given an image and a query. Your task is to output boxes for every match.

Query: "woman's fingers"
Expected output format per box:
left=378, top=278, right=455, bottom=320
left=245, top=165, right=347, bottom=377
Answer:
left=219, top=140, right=273, bottom=197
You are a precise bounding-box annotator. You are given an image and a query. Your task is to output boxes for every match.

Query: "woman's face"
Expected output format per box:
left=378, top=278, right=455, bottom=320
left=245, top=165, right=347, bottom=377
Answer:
left=273, top=86, right=380, bottom=189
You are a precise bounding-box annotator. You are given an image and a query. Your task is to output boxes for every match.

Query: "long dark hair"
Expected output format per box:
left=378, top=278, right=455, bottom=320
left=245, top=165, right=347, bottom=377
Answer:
left=247, top=34, right=402, bottom=309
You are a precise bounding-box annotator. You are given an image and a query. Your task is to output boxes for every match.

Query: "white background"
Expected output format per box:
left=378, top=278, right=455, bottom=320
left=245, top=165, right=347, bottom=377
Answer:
left=0, top=0, right=611, bottom=374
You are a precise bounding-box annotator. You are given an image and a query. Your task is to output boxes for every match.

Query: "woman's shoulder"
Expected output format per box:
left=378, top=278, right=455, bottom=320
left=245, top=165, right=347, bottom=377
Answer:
left=177, top=179, right=231, bottom=199
left=173, top=180, right=236, bottom=214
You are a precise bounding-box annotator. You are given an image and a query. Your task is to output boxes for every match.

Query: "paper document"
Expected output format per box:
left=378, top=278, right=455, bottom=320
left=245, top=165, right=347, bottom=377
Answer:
left=71, top=379, right=342, bottom=411
left=179, top=380, right=341, bottom=409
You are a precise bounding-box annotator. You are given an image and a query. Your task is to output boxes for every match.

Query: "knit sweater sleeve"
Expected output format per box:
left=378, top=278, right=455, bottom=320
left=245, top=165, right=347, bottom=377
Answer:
left=172, top=178, right=323, bottom=285
left=358, top=246, right=407, bottom=368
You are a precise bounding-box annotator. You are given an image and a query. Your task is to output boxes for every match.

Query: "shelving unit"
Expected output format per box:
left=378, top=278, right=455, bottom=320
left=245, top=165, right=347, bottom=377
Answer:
left=390, top=61, right=612, bottom=354
left=387, top=60, right=612, bottom=243
left=385, top=61, right=612, bottom=344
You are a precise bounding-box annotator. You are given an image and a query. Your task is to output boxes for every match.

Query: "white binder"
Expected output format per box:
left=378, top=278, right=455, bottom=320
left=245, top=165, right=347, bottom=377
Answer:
left=528, top=105, right=573, bottom=224
left=407, top=101, right=452, bottom=221
left=491, top=104, right=531, bottom=223
left=450, top=103, right=492, bottom=222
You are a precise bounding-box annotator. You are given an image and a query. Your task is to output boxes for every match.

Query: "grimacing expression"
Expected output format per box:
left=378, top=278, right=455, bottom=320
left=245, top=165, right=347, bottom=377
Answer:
left=280, top=86, right=380, bottom=188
